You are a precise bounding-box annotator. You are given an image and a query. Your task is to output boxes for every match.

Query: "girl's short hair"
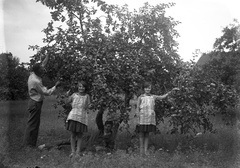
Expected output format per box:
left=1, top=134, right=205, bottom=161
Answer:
left=78, top=80, right=88, bottom=92
left=143, top=81, right=152, bottom=89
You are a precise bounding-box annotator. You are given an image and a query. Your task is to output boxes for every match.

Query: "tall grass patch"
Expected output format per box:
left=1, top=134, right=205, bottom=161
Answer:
left=0, top=97, right=239, bottom=167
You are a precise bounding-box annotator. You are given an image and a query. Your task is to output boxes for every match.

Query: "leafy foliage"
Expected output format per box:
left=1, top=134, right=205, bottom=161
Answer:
left=30, top=0, right=238, bottom=135
left=161, top=62, right=237, bottom=134
left=213, top=19, right=240, bottom=52
left=195, top=20, right=240, bottom=126
left=207, top=20, right=240, bottom=86
left=31, top=0, right=180, bottom=121
left=0, top=53, right=29, bottom=100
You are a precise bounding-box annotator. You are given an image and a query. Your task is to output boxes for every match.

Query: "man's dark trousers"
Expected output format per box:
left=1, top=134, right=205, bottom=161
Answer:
left=23, top=99, right=43, bottom=147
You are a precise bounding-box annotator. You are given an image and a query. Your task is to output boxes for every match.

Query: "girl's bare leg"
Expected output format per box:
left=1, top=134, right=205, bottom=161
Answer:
left=70, top=132, right=76, bottom=156
left=144, top=132, right=149, bottom=155
left=139, top=132, right=144, bottom=156
left=76, top=132, right=83, bottom=155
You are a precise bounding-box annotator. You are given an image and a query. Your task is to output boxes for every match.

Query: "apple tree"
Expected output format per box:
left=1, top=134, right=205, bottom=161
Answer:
left=30, top=0, right=181, bottom=123
left=29, top=0, right=238, bottom=137
left=159, top=61, right=238, bottom=135
left=166, top=21, right=240, bottom=134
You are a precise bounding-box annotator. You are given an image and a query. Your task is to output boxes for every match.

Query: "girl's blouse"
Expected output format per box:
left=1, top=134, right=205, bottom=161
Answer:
left=66, top=93, right=90, bottom=125
left=138, top=94, right=156, bottom=125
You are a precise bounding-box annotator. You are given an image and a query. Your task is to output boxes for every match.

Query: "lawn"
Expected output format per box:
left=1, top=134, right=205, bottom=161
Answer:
left=0, top=96, right=240, bottom=168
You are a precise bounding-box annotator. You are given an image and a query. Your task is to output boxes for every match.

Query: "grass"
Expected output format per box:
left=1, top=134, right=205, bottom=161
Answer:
left=0, top=96, right=240, bottom=168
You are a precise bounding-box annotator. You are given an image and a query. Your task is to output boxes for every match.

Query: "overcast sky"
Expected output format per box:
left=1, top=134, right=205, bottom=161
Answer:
left=1, top=0, right=240, bottom=63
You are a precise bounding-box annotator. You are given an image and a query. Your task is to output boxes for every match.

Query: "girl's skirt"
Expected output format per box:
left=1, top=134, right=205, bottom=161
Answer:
left=136, top=124, right=156, bottom=133
left=66, top=120, right=88, bottom=133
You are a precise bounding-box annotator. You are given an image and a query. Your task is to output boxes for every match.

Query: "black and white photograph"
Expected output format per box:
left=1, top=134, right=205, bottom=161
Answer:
left=1, top=0, right=240, bottom=167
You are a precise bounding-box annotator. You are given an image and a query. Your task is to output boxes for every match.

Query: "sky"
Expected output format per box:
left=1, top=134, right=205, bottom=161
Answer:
left=1, top=0, right=240, bottom=63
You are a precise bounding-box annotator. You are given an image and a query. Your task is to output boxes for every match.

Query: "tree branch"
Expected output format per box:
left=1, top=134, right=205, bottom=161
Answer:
left=78, top=0, right=87, bottom=45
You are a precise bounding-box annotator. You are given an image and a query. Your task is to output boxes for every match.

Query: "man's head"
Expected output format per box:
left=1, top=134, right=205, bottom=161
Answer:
left=32, top=63, right=46, bottom=78
left=104, top=120, right=113, bottom=133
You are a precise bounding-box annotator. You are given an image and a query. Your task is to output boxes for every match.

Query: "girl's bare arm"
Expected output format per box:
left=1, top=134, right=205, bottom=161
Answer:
left=65, top=93, right=73, bottom=105
left=154, top=92, right=171, bottom=100
left=85, top=94, right=91, bottom=111
left=155, top=88, right=179, bottom=100
left=136, top=96, right=141, bottom=117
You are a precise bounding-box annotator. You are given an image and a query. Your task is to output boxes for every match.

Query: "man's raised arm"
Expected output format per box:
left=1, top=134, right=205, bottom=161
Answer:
left=41, top=54, right=49, bottom=68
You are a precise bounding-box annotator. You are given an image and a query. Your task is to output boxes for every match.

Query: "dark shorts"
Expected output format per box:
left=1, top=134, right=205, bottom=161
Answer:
left=136, top=124, right=156, bottom=133
left=66, top=120, right=88, bottom=133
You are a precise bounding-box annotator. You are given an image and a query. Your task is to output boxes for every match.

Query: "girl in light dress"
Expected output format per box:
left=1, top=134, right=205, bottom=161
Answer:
left=66, top=81, right=91, bottom=158
left=136, top=82, right=179, bottom=156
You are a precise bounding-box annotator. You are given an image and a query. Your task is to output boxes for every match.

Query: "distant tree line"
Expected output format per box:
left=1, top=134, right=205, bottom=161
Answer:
left=195, top=20, right=240, bottom=125
left=0, top=53, right=29, bottom=100
left=198, top=20, right=240, bottom=91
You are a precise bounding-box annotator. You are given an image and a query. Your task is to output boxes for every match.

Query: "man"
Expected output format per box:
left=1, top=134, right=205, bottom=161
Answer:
left=23, top=55, right=60, bottom=147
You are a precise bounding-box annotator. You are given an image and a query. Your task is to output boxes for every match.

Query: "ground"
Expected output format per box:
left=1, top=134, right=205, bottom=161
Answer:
left=0, top=96, right=240, bottom=168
